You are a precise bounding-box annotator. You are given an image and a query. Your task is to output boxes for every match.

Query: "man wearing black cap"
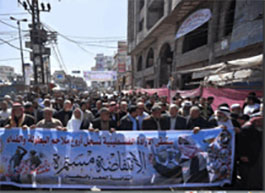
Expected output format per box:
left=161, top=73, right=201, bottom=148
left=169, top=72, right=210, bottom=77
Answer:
left=119, top=105, right=139, bottom=130
left=24, top=102, right=34, bottom=117
left=142, top=105, right=167, bottom=130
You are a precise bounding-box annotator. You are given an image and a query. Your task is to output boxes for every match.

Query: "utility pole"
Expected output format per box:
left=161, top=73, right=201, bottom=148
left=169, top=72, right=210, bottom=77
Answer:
left=18, top=0, right=51, bottom=85
left=10, top=16, right=27, bottom=84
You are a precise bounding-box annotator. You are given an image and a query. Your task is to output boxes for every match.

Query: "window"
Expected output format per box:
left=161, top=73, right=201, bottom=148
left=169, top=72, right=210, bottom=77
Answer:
left=146, top=48, right=154, bottom=68
left=182, top=22, right=208, bottom=53
left=147, top=0, right=164, bottom=29
left=138, top=19, right=144, bottom=32
left=137, top=56, right=143, bottom=71
left=139, top=0, right=144, bottom=11
left=224, top=0, right=236, bottom=36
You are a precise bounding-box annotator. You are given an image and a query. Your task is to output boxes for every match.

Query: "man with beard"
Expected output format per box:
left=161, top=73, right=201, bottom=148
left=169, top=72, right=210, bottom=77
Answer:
left=209, top=106, right=234, bottom=129
left=54, top=100, right=73, bottom=127
left=4, top=103, right=35, bottom=128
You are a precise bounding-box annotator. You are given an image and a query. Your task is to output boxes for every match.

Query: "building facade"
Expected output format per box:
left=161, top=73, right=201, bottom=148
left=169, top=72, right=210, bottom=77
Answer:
left=0, top=66, right=15, bottom=84
left=128, top=0, right=263, bottom=89
left=113, top=41, right=133, bottom=91
left=91, top=53, right=115, bottom=90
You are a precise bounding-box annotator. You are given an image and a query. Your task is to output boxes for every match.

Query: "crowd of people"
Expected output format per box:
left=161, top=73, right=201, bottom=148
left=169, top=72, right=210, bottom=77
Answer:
left=0, top=89, right=263, bottom=189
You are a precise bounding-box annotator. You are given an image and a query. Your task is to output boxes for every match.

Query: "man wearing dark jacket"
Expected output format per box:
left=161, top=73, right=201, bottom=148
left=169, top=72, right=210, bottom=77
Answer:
left=119, top=105, right=139, bottom=130
left=92, top=108, right=117, bottom=130
left=186, top=106, right=213, bottom=131
left=237, top=116, right=263, bottom=190
left=162, top=104, right=187, bottom=130
left=54, top=100, right=72, bottom=127
left=4, top=103, right=35, bottom=128
left=142, top=105, right=167, bottom=130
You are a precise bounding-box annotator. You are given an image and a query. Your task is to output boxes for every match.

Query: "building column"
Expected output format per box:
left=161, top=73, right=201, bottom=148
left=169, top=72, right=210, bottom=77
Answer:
left=155, top=57, right=160, bottom=88
left=208, top=1, right=220, bottom=65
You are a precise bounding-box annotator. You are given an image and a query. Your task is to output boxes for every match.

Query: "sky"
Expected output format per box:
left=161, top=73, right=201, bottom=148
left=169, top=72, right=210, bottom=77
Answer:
left=0, top=0, right=127, bottom=78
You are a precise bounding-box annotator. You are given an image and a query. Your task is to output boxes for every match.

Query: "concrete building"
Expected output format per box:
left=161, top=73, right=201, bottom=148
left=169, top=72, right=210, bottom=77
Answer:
left=128, top=0, right=263, bottom=90
left=91, top=53, right=115, bottom=90
left=52, top=70, right=87, bottom=91
left=113, top=41, right=133, bottom=91
left=0, top=66, right=15, bottom=84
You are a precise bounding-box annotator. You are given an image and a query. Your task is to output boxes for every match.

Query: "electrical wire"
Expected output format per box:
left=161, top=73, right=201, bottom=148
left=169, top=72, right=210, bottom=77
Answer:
left=0, top=37, right=30, bottom=52
left=0, top=57, right=29, bottom=62
left=0, top=37, right=20, bottom=45
left=0, top=20, right=29, bottom=32
left=50, top=42, right=67, bottom=73
left=65, top=35, right=126, bottom=40
left=54, top=43, right=68, bottom=73
left=42, top=23, right=121, bottom=50
left=0, top=13, right=28, bottom=16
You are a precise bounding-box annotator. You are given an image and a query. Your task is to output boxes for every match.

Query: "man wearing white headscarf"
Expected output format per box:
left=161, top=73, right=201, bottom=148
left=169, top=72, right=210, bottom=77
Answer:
left=209, top=106, right=234, bottom=129
left=67, top=108, right=90, bottom=131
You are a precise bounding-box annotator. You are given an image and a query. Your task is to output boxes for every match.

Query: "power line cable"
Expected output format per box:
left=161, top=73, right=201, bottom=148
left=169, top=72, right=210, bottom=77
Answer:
left=0, top=12, right=28, bottom=16
left=54, top=43, right=68, bottom=73
left=42, top=22, right=96, bottom=55
left=50, top=42, right=67, bottom=73
left=0, top=37, right=20, bottom=45
left=0, top=20, right=28, bottom=32
left=0, top=57, right=29, bottom=62
left=65, top=35, right=126, bottom=40
left=0, top=37, right=30, bottom=52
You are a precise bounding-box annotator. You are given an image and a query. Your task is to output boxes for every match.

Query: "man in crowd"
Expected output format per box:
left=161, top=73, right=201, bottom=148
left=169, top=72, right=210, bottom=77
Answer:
left=24, top=102, right=35, bottom=117
left=163, top=104, right=187, bottom=130
left=142, top=105, right=167, bottom=130
left=186, top=106, right=212, bottom=132
left=145, top=95, right=156, bottom=113
left=238, top=116, right=263, bottom=189
left=206, top=96, right=214, bottom=119
left=92, top=100, right=102, bottom=118
left=109, top=101, right=119, bottom=122
left=4, top=103, right=35, bottom=128
left=243, top=95, right=260, bottom=115
left=92, top=108, right=117, bottom=130
left=4, top=95, right=13, bottom=109
left=80, top=100, right=94, bottom=123
left=119, top=105, right=139, bottom=130
left=179, top=100, right=192, bottom=118
left=209, top=106, right=234, bottom=129
left=54, top=100, right=73, bottom=127
left=35, top=107, right=64, bottom=129
left=136, top=102, right=149, bottom=130
left=118, top=101, right=128, bottom=120
left=0, top=100, right=11, bottom=120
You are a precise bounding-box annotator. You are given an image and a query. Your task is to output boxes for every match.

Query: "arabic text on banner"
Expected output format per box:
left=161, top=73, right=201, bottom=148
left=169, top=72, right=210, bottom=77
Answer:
left=0, top=128, right=234, bottom=189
